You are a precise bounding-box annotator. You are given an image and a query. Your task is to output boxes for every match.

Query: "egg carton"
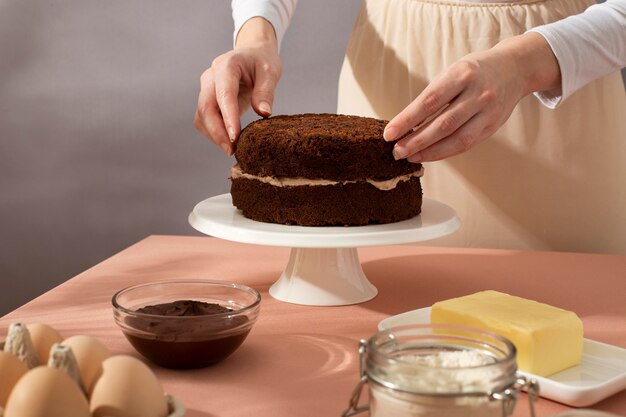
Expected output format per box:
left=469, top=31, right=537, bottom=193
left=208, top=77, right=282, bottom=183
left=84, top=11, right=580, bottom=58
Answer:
left=167, top=394, right=186, bottom=417
left=1, top=339, right=186, bottom=417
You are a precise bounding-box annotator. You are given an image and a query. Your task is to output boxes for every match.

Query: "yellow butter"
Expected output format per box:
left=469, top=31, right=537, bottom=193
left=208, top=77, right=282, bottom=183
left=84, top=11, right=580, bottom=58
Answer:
left=431, top=290, right=583, bottom=377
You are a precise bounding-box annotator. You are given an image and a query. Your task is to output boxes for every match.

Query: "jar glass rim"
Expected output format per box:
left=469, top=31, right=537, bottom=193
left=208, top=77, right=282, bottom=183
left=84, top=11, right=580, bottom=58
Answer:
left=365, top=324, right=518, bottom=395
left=111, top=279, right=261, bottom=319
left=368, top=323, right=516, bottom=366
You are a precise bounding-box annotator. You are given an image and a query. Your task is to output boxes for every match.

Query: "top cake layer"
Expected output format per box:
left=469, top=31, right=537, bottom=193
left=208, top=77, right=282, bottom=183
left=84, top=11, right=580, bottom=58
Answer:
left=235, top=114, right=420, bottom=181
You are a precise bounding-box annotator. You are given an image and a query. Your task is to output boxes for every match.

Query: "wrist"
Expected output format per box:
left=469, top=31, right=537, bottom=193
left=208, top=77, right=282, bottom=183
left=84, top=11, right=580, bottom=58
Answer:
left=496, top=32, right=561, bottom=97
left=235, top=17, right=278, bottom=52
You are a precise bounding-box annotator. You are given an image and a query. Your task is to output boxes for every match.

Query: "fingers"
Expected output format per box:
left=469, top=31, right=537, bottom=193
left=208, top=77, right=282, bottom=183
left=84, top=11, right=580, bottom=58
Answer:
left=383, top=67, right=469, bottom=142
left=251, top=61, right=280, bottom=118
left=195, top=45, right=282, bottom=155
left=212, top=56, right=243, bottom=142
left=195, top=68, right=233, bottom=156
left=386, top=55, right=520, bottom=162
left=406, top=112, right=499, bottom=162
left=392, top=86, right=488, bottom=160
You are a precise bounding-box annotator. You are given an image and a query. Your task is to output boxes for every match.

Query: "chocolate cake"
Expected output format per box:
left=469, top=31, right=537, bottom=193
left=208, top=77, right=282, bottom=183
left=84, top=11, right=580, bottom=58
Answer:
left=230, top=113, right=423, bottom=226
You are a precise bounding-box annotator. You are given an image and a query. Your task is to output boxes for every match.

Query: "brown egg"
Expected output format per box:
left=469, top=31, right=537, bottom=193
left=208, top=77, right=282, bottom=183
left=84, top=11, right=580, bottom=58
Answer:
left=90, top=355, right=168, bottom=417
left=4, top=366, right=90, bottom=417
left=62, top=335, right=112, bottom=396
left=27, top=323, right=63, bottom=364
left=0, top=351, right=28, bottom=407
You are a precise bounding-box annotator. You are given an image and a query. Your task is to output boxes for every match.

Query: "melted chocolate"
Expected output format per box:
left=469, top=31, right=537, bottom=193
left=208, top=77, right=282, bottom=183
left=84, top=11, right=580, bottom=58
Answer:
left=124, top=300, right=250, bottom=369
left=137, top=300, right=232, bottom=316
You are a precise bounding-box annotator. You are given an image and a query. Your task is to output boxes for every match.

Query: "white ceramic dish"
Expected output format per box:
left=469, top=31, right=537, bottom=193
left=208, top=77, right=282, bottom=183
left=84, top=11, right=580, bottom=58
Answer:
left=378, top=307, right=626, bottom=408
left=189, top=194, right=460, bottom=248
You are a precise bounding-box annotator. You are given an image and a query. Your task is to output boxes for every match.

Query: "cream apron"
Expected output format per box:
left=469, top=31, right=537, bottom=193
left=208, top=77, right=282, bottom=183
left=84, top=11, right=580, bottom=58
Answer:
left=338, top=0, right=626, bottom=254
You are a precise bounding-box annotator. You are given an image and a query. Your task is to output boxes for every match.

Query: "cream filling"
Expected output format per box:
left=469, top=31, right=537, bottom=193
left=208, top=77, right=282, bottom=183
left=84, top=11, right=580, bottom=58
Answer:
left=231, top=164, right=424, bottom=191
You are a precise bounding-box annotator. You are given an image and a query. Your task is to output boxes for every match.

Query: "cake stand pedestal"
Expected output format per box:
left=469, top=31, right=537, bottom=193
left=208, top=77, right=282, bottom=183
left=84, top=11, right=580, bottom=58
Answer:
left=189, top=194, right=460, bottom=306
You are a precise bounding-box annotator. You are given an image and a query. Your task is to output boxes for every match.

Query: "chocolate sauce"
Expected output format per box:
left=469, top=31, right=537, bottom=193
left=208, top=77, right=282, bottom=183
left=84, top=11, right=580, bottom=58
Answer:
left=125, top=300, right=250, bottom=369
left=137, top=300, right=232, bottom=316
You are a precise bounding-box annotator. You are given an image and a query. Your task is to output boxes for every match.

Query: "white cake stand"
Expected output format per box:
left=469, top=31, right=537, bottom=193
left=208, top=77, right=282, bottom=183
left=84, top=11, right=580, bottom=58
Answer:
left=188, top=194, right=460, bottom=306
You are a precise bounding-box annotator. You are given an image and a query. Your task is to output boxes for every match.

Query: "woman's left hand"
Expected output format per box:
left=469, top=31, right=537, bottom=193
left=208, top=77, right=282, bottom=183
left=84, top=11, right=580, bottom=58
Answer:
left=383, top=33, right=561, bottom=162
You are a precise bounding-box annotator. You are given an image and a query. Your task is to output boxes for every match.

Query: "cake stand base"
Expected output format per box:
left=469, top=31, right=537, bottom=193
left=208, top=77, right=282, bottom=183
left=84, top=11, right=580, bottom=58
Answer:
left=189, top=194, right=460, bottom=306
left=269, top=247, right=377, bottom=306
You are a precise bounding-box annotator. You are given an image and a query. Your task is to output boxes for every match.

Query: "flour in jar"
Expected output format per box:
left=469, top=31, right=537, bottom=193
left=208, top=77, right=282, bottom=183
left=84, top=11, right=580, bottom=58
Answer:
left=388, top=349, right=501, bottom=394
left=405, top=350, right=496, bottom=368
left=370, top=349, right=507, bottom=417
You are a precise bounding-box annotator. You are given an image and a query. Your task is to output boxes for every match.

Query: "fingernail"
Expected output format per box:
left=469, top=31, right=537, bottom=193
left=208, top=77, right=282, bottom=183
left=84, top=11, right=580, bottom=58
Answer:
left=228, top=127, right=236, bottom=142
left=221, top=142, right=232, bottom=156
left=384, top=126, right=398, bottom=142
left=259, top=101, right=272, bottom=116
left=393, top=145, right=407, bottom=160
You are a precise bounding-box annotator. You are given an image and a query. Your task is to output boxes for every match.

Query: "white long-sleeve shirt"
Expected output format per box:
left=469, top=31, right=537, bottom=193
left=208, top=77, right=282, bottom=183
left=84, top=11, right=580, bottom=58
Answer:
left=231, top=0, right=626, bottom=108
left=529, top=0, right=626, bottom=108
left=231, top=0, right=297, bottom=51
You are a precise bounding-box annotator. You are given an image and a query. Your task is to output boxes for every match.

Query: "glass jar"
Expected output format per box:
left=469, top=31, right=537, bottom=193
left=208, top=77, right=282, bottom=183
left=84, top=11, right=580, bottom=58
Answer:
left=343, top=324, right=539, bottom=417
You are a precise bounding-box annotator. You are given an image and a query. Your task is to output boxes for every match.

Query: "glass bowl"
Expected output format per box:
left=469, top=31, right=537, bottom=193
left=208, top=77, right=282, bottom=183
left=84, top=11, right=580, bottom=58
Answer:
left=112, top=280, right=261, bottom=369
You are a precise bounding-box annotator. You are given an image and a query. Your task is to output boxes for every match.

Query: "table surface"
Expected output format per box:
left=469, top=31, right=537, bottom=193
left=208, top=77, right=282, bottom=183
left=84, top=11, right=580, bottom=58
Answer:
left=1, top=235, right=625, bottom=417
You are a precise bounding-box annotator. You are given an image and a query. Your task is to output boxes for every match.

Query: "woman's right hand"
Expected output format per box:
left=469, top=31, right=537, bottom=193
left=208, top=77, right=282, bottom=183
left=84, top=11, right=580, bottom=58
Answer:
left=194, top=17, right=282, bottom=156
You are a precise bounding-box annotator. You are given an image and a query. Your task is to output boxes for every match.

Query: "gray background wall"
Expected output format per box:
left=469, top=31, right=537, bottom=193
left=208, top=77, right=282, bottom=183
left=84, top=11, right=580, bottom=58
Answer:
left=0, top=0, right=361, bottom=315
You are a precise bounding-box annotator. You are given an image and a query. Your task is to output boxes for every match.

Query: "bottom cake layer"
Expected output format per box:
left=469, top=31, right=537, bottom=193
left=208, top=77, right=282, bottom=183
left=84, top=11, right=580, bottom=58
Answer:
left=230, top=177, right=422, bottom=226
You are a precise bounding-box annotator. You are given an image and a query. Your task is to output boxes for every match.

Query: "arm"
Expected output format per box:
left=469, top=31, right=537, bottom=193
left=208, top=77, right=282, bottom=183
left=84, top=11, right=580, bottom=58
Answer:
left=385, top=0, right=626, bottom=162
left=529, top=0, right=626, bottom=108
left=232, top=0, right=297, bottom=51
left=194, top=1, right=297, bottom=155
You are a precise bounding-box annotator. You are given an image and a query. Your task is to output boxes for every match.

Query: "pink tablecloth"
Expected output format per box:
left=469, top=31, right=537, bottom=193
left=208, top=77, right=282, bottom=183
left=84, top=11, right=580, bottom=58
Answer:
left=1, top=235, right=625, bottom=417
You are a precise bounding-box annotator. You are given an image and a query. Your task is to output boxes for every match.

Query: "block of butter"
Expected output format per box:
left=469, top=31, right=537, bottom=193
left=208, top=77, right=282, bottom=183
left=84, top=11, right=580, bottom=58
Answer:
left=431, top=290, right=583, bottom=377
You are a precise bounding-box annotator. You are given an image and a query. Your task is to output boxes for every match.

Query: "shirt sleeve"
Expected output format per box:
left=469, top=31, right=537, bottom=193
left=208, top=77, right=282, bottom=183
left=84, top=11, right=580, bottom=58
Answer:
left=231, top=0, right=298, bottom=51
left=527, top=0, right=626, bottom=109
